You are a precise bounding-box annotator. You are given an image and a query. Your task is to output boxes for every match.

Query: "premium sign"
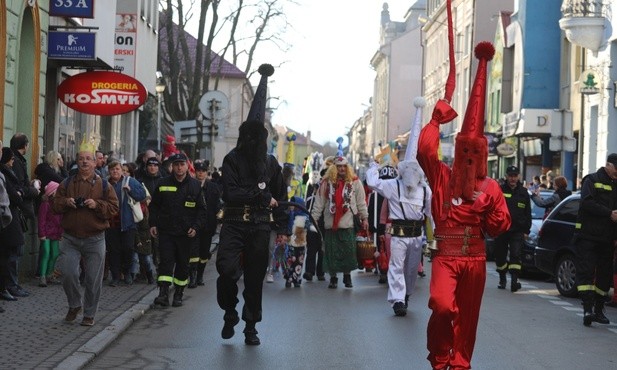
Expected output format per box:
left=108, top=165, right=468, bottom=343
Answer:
left=48, top=31, right=96, bottom=60
left=57, top=71, right=147, bottom=116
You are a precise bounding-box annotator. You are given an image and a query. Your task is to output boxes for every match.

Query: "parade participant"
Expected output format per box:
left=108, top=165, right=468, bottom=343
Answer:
left=311, top=154, right=369, bottom=289
left=284, top=196, right=309, bottom=288
left=575, top=153, right=617, bottom=326
left=303, top=152, right=326, bottom=282
left=494, top=165, right=531, bottom=292
left=371, top=142, right=401, bottom=284
left=53, top=139, right=119, bottom=326
left=417, top=2, right=511, bottom=367
left=149, top=153, right=206, bottom=307
left=216, top=64, right=288, bottom=345
left=188, top=160, right=221, bottom=288
left=367, top=97, right=433, bottom=317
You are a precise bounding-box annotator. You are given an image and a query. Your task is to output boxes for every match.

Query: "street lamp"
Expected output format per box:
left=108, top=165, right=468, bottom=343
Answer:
left=155, top=72, right=166, bottom=151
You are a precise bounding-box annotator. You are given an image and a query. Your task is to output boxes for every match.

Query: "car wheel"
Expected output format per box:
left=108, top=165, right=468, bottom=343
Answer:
left=555, top=254, right=577, bottom=298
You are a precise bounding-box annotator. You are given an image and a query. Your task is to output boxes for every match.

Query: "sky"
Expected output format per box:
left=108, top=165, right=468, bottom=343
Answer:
left=249, top=0, right=416, bottom=146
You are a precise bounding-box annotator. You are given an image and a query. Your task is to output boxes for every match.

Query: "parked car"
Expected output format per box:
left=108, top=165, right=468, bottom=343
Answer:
left=485, top=189, right=552, bottom=274
left=534, top=193, right=580, bottom=297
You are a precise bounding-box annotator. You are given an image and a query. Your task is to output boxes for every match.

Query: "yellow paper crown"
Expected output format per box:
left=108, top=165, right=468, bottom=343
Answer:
left=79, top=136, right=96, bottom=155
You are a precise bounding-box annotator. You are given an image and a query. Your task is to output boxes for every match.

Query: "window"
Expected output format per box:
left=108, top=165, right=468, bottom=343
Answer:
left=552, top=198, right=580, bottom=223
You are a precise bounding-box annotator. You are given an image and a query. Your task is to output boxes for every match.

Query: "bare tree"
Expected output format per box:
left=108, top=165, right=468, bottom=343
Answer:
left=157, top=0, right=296, bottom=154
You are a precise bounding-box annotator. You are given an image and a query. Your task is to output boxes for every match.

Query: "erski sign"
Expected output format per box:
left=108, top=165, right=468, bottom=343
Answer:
left=57, top=71, right=147, bottom=116
left=48, top=31, right=95, bottom=60
left=50, top=0, right=94, bottom=18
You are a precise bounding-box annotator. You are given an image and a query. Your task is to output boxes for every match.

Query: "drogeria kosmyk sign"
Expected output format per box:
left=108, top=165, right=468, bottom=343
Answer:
left=58, top=71, right=147, bottom=116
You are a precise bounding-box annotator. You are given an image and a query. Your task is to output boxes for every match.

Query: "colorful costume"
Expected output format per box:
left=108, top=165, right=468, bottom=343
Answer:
left=417, top=3, right=511, bottom=367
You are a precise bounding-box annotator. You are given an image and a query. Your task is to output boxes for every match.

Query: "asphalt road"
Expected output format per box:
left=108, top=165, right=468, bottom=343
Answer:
left=87, top=264, right=617, bottom=370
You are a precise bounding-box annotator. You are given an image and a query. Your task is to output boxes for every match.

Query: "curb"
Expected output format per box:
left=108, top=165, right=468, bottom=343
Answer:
left=55, top=288, right=158, bottom=370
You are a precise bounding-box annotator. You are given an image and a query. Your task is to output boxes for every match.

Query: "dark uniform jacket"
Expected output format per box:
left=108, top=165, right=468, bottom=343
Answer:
left=500, top=181, right=532, bottom=234
left=149, top=174, right=206, bottom=236
left=576, top=167, right=617, bottom=243
left=201, top=180, right=222, bottom=236
left=221, top=151, right=287, bottom=233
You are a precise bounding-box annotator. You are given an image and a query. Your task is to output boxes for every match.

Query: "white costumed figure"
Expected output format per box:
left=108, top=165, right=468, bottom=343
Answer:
left=366, top=97, right=434, bottom=317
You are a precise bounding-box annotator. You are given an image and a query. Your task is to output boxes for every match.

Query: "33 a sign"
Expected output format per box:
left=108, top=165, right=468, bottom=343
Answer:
left=50, top=0, right=94, bottom=19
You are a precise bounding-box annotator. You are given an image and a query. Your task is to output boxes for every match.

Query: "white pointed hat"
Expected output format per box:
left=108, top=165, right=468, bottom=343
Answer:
left=404, top=97, right=426, bottom=162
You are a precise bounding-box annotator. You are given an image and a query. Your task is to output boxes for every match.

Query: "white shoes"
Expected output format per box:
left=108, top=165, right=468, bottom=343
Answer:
left=266, top=273, right=274, bottom=283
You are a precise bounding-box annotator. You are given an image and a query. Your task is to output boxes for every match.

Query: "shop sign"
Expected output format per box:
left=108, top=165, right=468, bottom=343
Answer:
left=48, top=31, right=96, bottom=60
left=496, top=142, right=516, bottom=157
left=50, top=0, right=94, bottom=18
left=57, top=71, right=147, bottom=116
left=579, top=69, right=601, bottom=95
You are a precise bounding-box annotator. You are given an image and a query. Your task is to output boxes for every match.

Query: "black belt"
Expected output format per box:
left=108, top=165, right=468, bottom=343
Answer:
left=221, top=206, right=272, bottom=223
left=387, top=219, right=424, bottom=238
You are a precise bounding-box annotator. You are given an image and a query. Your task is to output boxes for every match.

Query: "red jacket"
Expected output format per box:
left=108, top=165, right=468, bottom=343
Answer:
left=417, top=122, right=510, bottom=238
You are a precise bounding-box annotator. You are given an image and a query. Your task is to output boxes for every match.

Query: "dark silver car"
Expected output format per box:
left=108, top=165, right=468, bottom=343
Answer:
left=534, top=193, right=580, bottom=297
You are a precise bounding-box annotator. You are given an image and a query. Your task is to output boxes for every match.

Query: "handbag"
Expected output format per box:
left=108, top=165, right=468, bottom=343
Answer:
left=123, top=177, right=144, bottom=223
left=355, top=229, right=376, bottom=260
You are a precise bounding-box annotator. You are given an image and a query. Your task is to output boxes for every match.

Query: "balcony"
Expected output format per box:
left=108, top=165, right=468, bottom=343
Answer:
left=559, top=0, right=612, bottom=54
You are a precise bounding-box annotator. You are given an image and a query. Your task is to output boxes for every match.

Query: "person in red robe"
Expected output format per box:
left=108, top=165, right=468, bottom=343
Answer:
left=416, top=4, right=511, bottom=366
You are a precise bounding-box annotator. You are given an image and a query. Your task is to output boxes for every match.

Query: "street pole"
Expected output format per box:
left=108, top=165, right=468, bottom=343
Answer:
left=157, top=92, right=162, bottom=151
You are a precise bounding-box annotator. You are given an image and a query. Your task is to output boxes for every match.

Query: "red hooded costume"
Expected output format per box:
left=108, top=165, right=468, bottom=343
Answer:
left=416, top=1, right=511, bottom=368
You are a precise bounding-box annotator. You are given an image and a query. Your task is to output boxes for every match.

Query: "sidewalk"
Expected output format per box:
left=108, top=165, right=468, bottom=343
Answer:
left=0, top=276, right=157, bottom=369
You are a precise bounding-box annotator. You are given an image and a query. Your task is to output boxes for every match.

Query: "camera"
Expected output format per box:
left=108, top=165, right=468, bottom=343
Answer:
left=75, top=197, right=86, bottom=208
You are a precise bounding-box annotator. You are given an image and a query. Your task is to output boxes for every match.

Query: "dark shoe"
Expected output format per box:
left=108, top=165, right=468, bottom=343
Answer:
left=0, top=289, right=17, bottom=301
left=498, top=272, right=507, bottom=289
left=8, top=286, right=29, bottom=297
left=0, top=305, right=4, bottom=313
left=244, top=328, right=261, bottom=345
left=303, top=272, right=313, bottom=282
left=584, top=310, right=594, bottom=327
left=317, top=275, right=326, bottom=281
left=196, top=264, right=206, bottom=286
left=39, top=276, right=48, bottom=287
left=365, top=268, right=373, bottom=273
left=378, top=275, right=388, bottom=284
left=594, top=302, right=610, bottom=324
left=172, top=287, right=184, bottom=307
left=221, top=312, right=240, bottom=339
left=124, top=275, right=133, bottom=285
left=109, top=280, right=120, bottom=287
left=285, top=281, right=292, bottom=288
left=404, top=294, right=410, bottom=309
left=188, top=268, right=198, bottom=289
left=393, top=302, right=407, bottom=317
left=328, top=276, right=338, bottom=289
left=65, top=306, right=82, bottom=322
left=80, top=317, right=95, bottom=326
left=417, top=271, right=426, bottom=278
left=153, top=285, right=170, bottom=307
left=293, top=282, right=301, bottom=288
left=510, top=281, right=522, bottom=293
left=343, top=274, right=352, bottom=288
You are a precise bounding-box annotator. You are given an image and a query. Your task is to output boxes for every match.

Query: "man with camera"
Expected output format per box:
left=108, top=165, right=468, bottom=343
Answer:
left=53, top=141, right=119, bottom=327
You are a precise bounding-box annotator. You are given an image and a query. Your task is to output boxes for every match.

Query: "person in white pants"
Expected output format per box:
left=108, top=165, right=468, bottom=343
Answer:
left=366, top=160, right=432, bottom=316
left=365, top=96, right=434, bottom=317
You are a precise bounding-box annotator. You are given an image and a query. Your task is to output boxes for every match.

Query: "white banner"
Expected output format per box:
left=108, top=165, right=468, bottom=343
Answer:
left=114, top=14, right=137, bottom=76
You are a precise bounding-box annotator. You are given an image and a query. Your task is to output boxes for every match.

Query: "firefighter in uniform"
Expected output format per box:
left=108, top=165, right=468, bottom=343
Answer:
left=149, top=153, right=206, bottom=307
left=575, top=153, right=617, bottom=326
left=216, top=64, right=288, bottom=346
left=494, top=165, right=531, bottom=292
left=188, top=160, right=221, bottom=288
